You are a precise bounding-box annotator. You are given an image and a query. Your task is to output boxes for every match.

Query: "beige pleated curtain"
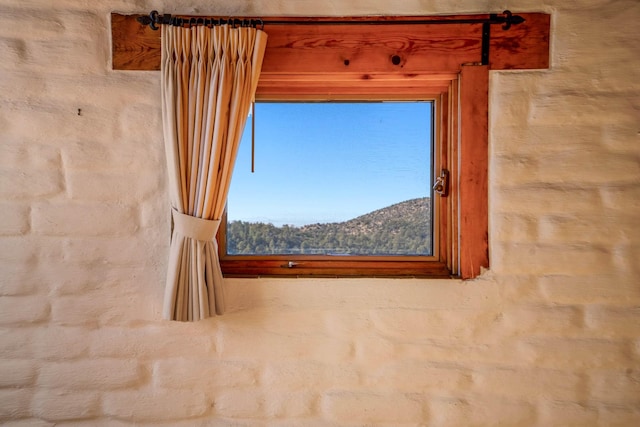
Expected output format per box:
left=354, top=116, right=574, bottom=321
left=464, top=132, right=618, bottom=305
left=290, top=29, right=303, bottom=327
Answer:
left=161, top=23, right=267, bottom=321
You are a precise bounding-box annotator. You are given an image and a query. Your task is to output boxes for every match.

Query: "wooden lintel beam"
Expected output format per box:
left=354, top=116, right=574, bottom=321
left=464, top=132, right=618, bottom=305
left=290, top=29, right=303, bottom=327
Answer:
left=111, top=12, right=550, bottom=73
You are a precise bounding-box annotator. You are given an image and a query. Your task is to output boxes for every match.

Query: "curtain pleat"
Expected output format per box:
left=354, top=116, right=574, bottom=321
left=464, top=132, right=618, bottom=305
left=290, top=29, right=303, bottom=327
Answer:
left=161, top=24, right=267, bottom=321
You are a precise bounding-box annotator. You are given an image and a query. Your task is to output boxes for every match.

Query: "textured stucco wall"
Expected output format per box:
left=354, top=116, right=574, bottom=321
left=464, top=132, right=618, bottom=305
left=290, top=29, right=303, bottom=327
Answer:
left=1, top=0, right=639, bottom=425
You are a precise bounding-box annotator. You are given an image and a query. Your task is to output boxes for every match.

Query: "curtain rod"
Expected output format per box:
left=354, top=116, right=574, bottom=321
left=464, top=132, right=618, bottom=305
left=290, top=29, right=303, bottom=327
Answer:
left=137, top=10, right=525, bottom=31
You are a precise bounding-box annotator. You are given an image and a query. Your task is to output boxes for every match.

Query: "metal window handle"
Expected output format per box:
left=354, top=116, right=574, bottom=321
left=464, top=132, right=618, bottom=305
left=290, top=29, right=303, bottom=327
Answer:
left=433, top=169, right=449, bottom=197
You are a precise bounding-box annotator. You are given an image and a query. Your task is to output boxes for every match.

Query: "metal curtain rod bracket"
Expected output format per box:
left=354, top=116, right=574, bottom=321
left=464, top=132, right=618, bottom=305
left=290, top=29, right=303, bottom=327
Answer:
left=137, top=10, right=525, bottom=31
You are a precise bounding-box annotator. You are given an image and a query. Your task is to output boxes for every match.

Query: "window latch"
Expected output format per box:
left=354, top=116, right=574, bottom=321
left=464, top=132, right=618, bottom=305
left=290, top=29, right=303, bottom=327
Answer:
left=282, top=261, right=299, bottom=268
left=433, top=169, right=449, bottom=197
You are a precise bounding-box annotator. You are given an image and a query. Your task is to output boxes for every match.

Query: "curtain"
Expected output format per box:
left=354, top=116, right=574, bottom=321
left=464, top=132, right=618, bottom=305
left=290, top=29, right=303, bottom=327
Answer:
left=161, top=24, right=267, bottom=321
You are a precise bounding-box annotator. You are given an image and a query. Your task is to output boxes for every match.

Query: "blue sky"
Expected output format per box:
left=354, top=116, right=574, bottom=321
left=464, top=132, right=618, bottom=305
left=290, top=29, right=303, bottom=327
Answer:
left=227, top=101, right=433, bottom=226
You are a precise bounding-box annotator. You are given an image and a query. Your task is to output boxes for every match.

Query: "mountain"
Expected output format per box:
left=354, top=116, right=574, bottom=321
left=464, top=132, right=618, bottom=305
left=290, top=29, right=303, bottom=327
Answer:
left=301, top=197, right=431, bottom=236
left=227, top=197, right=432, bottom=256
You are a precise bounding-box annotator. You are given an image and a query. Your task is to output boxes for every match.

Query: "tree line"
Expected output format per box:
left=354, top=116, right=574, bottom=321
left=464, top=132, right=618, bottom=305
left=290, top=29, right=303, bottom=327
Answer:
left=227, top=197, right=432, bottom=256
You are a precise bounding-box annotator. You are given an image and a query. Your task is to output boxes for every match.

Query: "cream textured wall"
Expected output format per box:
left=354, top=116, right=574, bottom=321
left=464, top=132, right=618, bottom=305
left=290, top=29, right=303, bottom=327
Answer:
left=1, top=0, right=639, bottom=425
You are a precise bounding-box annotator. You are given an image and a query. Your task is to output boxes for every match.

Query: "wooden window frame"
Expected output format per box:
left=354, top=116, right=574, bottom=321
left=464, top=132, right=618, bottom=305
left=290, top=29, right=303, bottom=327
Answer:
left=110, top=12, right=550, bottom=279
left=218, top=93, right=452, bottom=278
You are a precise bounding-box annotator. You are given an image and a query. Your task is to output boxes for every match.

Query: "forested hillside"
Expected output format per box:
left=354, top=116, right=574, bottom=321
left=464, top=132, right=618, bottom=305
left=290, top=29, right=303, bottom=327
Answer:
left=227, top=197, right=432, bottom=256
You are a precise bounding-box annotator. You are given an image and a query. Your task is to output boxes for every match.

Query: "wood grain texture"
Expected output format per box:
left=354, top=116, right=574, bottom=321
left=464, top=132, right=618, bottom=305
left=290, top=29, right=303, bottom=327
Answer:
left=261, top=23, right=481, bottom=74
left=459, top=65, right=489, bottom=279
left=111, top=13, right=550, bottom=73
left=443, top=82, right=459, bottom=275
left=219, top=259, right=453, bottom=278
left=256, top=72, right=456, bottom=99
left=489, top=13, right=550, bottom=69
left=111, top=13, right=160, bottom=70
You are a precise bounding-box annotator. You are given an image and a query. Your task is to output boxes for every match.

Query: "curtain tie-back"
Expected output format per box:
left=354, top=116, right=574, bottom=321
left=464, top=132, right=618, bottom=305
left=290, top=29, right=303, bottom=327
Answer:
left=172, top=209, right=220, bottom=241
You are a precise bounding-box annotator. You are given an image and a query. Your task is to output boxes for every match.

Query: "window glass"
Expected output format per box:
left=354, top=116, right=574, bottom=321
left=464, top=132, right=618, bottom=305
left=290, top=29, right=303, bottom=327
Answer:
left=227, top=101, right=434, bottom=256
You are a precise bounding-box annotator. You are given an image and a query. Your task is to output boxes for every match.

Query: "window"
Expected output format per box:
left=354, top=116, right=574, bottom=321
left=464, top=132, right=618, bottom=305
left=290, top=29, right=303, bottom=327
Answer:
left=218, top=78, right=459, bottom=278
left=227, top=100, right=434, bottom=257
left=111, top=11, right=551, bottom=278
left=220, top=96, right=449, bottom=277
